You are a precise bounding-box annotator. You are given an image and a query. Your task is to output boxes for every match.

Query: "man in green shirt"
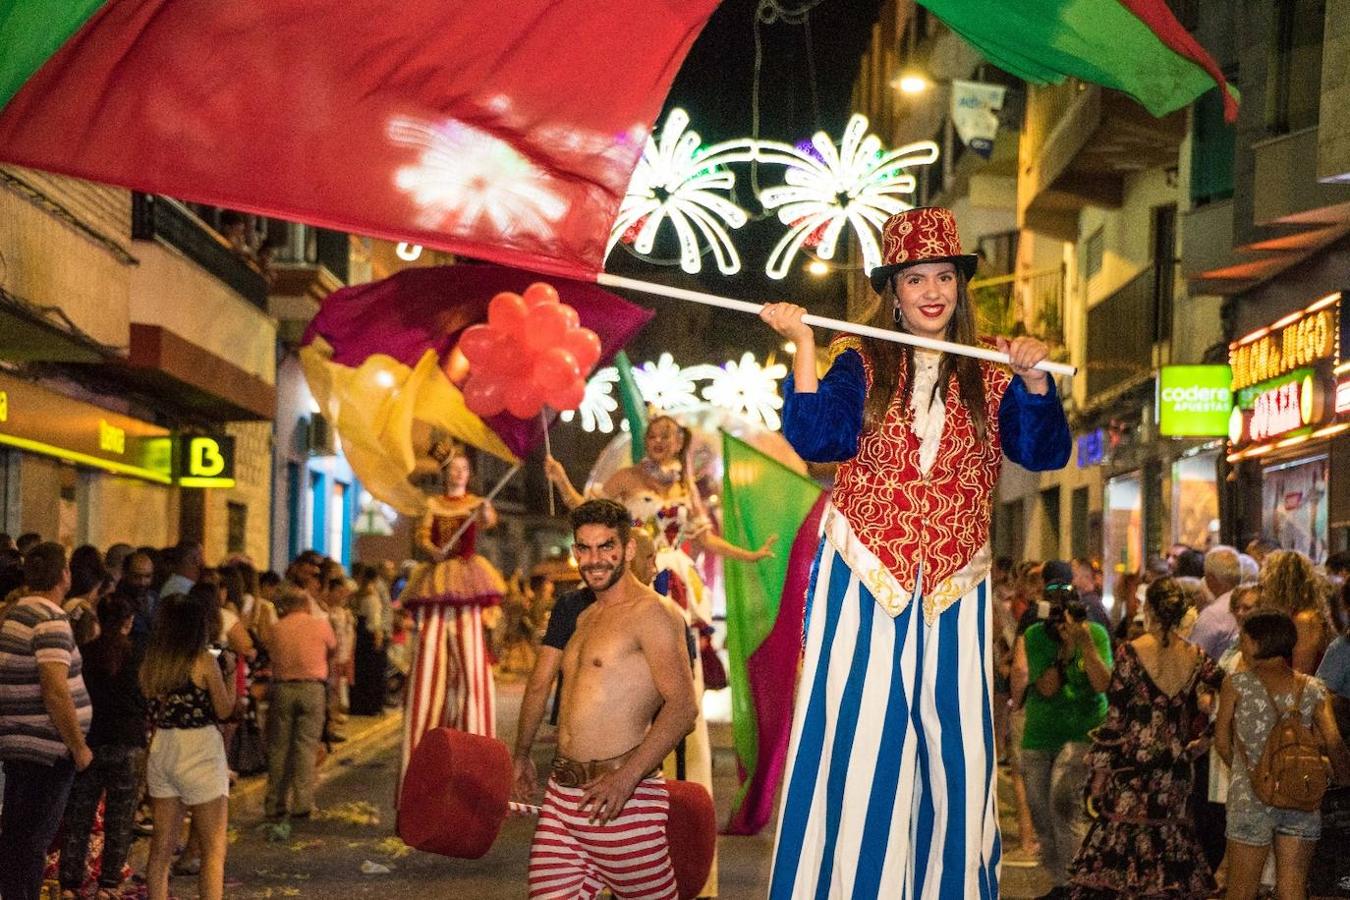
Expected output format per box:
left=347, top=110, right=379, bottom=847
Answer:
left=1021, top=591, right=1112, bottom=899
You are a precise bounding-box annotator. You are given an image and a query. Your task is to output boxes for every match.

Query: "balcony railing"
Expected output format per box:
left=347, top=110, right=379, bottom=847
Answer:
left=131, top=194, right=268, bottom=309
left=1085, top=264, right=1174, bottom=401
left=265, top=220, right=349, bottom=282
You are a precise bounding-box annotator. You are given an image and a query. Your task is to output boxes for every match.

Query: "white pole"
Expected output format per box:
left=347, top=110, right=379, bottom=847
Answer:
left=437, top=464, right=522, bottom=557
left=540, top=409, right=555, bottom=517
left=595, top=272, right=1077, bottom=377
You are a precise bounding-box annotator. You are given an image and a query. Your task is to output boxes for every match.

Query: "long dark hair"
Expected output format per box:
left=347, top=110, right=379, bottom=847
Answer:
left=69, top=544, right=110, bottom=599
left=140, top=592, right=211, bottom=698
left=82, top=593, right=135, bottom=677
left=860, top=270, right=988, bottom=440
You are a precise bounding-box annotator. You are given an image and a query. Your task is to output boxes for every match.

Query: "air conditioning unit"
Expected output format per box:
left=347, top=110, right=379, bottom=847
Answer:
left=307, top=415, right=336, bottom=457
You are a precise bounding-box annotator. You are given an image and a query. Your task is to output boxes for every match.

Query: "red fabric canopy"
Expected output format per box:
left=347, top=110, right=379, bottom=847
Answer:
left=0, top=0, right=720, bottom=278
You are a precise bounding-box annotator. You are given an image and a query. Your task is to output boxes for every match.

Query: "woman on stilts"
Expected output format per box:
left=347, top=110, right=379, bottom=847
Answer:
left=759, top=206, right=1072, bottom=899
left=399, top=443, right=506, bottom=778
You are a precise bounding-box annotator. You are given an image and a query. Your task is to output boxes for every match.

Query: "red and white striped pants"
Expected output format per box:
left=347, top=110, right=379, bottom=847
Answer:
left=401, top=604, right=495, bottom=782
left=528, top=776, right=679, bottom=900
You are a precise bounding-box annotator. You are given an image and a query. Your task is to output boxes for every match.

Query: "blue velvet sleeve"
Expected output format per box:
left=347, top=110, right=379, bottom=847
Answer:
left=999, top=376, right=1071, bottom=471
left=781, top=348, right=866, bottom=462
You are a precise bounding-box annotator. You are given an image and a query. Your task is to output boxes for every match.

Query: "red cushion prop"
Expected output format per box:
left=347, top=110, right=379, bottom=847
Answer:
left=397, top=727, right=512, bottom=859
left=665, top=780, right=716, bottom=900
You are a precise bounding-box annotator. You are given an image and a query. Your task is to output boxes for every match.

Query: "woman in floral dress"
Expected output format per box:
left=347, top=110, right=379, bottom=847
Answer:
left=1069, top=578, right=1224, bottom=899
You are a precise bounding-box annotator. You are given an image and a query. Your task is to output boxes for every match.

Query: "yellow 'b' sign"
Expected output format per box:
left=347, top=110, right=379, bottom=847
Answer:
left=190, top=438, right=226, bottom=476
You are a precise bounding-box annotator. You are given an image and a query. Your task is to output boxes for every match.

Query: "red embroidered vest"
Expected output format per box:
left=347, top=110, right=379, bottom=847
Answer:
left=428, top=495, right=480, bottom=558
left=829, top=339, right=1012, bottom=595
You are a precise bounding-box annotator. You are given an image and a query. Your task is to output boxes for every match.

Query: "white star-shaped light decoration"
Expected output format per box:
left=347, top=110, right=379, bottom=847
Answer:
left=701, top=352, right=788, bottom=430
left=634, top=352, right=717, bottom=411
left=607, top=108, right=753, bottom=276
left=388, top=115, right=569, bottom=238
left=554, top=353, right=789, bottom=434
left=559, top=367, right=620, bottom=433
left=754, top=113, right=939, bottom=280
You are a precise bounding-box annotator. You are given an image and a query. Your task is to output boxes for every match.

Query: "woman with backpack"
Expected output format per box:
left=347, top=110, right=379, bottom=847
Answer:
left=1215, top=608, right=1350, bottom=900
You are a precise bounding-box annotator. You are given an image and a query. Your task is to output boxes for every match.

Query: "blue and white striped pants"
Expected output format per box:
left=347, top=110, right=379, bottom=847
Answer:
left=769, top=541, right=1001, bottom=899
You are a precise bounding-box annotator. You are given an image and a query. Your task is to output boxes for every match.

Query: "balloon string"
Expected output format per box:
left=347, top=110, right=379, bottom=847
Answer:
left=541, top=408, right=555, bottom=517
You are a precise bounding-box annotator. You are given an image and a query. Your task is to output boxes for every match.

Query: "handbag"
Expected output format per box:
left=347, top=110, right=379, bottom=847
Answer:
left=228, top=695, right=268, bottom=776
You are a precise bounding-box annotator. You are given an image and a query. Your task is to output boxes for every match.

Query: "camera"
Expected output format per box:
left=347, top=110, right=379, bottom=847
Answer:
left=1039, top=585, right=1086, bottom=641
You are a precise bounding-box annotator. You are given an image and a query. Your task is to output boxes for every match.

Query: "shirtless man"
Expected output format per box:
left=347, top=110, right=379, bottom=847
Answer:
left=519, top=500, right=698, bottom=900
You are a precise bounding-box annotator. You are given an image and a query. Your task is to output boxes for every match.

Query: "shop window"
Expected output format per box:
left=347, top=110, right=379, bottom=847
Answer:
left=1172, top=452, right=1220, bottom=551
left=1266, top=0, right=1325, bottom=135
left=1103, top=472, right=1144, bottom=608
left=1262, top=455, right=1329, bottom=562
left=227, top=502, right=247, bottom=555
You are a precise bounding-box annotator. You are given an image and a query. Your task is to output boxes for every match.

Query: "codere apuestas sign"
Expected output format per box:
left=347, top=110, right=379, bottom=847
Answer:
left=1158, top=366, right=1233, bottom=437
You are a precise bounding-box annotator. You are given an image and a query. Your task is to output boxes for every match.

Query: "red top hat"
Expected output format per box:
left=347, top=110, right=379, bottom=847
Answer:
left=869, top=206, right=978, bottom=292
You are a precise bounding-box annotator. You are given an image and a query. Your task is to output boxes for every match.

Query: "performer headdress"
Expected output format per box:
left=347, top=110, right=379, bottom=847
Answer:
left=868, top=206, right=979, bottom=293
left=429, top=437, right=465, bottom=469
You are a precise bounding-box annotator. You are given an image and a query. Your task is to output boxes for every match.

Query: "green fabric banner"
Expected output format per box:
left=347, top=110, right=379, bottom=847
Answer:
left=0, top=0, right=106, bottom=108
left=720, top=432, right=821, bottom=780
left=614, top=350, right=647, bottom=464
left=919, top=0, right=1226, bottom=118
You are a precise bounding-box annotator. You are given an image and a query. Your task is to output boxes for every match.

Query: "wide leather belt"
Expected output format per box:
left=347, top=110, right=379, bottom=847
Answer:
left=551, top=748, right=657, bottom=788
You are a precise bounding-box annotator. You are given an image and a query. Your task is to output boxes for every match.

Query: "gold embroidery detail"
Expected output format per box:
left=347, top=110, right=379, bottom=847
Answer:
left=824, top=506, right=991, bottom=623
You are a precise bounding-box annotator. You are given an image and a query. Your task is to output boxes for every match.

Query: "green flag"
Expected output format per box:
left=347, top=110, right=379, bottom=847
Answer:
left=614, top=350, right=647, bottom=464
left=720, top=432, right=821, bottom=791
left=0, top=0, right=104, bottom=108
left=919, top=0, right=1237, bottom=120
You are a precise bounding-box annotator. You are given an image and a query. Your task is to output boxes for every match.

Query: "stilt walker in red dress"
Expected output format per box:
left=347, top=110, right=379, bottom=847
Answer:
left=400, top=444, right=506, bottom=781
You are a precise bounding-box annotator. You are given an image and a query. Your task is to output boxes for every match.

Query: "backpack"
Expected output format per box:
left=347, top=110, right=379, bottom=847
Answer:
left=1236, top=674, right=1332, bottom=812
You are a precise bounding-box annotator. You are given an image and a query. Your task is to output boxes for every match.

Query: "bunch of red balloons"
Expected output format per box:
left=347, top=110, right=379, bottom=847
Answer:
left=457, top=283, right=602, bottom=420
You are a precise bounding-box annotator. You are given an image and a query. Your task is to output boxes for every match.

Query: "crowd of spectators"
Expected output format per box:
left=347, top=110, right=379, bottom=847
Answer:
left=3, top=523, right=1350, bottom=899
left=992, top=544, right=1350, bottom=899
left=0, top=533, right=404, bottom=900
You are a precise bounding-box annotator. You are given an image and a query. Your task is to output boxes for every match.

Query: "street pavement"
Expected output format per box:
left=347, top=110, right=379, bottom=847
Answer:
left=153, top=677, right=1051, bottom=898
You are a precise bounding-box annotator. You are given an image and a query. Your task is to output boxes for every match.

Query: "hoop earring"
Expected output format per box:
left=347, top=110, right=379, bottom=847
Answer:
left=892, top=306, right=901, bottom=326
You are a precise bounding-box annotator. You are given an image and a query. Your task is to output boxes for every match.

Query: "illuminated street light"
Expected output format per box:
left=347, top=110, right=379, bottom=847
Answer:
left=893, top=71, right=932, bottom=95
left=807, top=259, right=830, bottom=277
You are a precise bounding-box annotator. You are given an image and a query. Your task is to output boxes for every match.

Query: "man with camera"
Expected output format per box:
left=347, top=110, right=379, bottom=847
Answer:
left=1020, top=581, right=1113, bottom=900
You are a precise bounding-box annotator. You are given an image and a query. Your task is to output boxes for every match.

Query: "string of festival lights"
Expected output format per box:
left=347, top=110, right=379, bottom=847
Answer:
left=606, top=108, right=939, bottom=280
left=559, top=350, right=787, bottom=433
